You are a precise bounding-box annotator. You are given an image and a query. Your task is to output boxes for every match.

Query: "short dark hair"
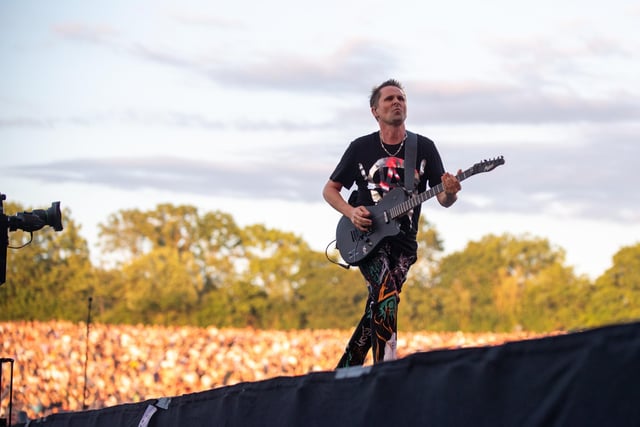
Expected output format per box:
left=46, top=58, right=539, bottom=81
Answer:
left=369, top=79, right=404, bottom=108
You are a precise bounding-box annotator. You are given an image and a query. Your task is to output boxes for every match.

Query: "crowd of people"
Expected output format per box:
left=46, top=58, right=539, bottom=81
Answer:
left=1, top=321, right=551, bottom=422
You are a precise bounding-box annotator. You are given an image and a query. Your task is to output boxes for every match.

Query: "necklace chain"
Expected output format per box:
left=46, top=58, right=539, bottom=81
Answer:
left=379, top=132, right=407, bottom=157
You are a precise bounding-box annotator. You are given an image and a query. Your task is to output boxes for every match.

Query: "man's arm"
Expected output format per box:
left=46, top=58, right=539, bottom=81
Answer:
left=436, top=170, right=462, bottom=208
left=322, top=180, right=371, bottom=231
left=322, top=180, right=349, bottom=215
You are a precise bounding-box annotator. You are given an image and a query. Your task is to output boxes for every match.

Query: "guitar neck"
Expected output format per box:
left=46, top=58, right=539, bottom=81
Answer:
left=389, top=168, right=474, bottom=219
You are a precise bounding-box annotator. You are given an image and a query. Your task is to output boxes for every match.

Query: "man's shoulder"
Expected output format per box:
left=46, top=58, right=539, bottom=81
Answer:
left=411, top=131, right=436, bottom=146
left=351, top=131, right=378, bottom=146
left=349, top=130, right=436, bottom=149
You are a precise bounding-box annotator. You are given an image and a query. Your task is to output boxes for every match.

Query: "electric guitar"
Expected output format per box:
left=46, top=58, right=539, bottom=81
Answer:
left=335, top=156, right=505, bottom=266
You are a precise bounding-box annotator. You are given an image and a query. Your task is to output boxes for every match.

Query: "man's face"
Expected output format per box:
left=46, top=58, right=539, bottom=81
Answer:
left=372, top=86, right=407, bottom=126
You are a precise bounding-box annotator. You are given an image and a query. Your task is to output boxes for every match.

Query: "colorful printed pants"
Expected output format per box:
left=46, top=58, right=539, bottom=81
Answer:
left=336, top=241, right=416, bottom=368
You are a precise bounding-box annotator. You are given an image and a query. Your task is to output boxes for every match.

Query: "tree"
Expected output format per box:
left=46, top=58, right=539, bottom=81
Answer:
left=120, top=246, right=203, bottom=325
left=520, top=263, right=592, bottom=331
left=98, top=204, right=243, bottom=271
left=96, top=204, right=245, bottom=325
left=424, top=233, right=573, bottom=332
left=589, top=243, right=640, bottom=326
left=399, top=218, right=446, bottom=331
left=237, top=224, right=321, bottom=329
left=296, top=251, right=368, bottom=330
left=1, top=202, right=95, bottom=321
left=7, top=198, right=623, bottom=333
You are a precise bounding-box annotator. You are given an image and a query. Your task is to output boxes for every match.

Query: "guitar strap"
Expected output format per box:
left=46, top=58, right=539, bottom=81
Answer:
left=404, top=131, right=417, bottom=195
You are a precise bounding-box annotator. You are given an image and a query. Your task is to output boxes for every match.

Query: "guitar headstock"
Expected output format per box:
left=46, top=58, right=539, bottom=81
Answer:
left=471, top=156, right=505, bottom=174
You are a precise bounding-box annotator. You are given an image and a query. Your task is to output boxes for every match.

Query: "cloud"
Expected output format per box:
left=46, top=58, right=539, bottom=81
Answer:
left=52, top=22, right=118, bottom=44
left=171, top=11, right=245, bottom=30
left=42, top=17, right=639, bottom=130
left=4, top=157, right=327, bottom=203
left=407, top=82, right=640, bottom=124
left=205, top=41, right=398, bottom=92
left=50, top=17, right=397, bottom=94
left=4, top=128, right=639, bottom=224
left=444, top=131, right=639, bottom=222
left=0, top=110, right=336, bottom=131
left=1, top=89, right=636, bottom=131
left=4, top=9, right=635, bottom=227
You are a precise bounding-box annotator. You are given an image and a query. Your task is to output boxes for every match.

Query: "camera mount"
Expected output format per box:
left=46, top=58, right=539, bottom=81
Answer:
left=1, top=193, right=63, bottom=285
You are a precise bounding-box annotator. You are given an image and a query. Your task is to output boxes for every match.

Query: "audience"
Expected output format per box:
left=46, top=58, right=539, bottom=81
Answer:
left=0, top=321, right=552, bottom=421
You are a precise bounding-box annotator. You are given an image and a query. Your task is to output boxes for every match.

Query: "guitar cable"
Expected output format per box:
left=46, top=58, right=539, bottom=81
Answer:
left=325, top=240, right=351, bottom=269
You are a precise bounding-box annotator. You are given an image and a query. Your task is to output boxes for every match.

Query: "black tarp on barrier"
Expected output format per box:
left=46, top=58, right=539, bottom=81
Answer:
left=19, top=321, right=640, bottom=427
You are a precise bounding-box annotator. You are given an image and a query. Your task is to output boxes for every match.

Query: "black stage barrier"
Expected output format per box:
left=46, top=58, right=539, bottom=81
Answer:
left=17, top=321, right=640, bottom=427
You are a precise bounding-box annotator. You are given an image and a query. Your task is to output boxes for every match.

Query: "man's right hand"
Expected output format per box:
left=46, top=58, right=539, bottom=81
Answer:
left=350, top=206, right=371, bottom=231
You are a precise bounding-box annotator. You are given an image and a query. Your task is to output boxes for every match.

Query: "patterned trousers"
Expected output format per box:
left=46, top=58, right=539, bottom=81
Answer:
left=336, top=241, right=416, bottom=367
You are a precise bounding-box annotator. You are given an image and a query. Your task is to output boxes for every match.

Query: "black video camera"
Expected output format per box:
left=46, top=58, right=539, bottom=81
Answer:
left=1, top=193, right=64, bottom=285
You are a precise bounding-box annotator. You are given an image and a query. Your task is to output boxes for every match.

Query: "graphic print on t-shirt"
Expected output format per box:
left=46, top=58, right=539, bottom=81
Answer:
left=359, top=156, right=422, bottom=203
left=358, top=155, right=424, bottom=229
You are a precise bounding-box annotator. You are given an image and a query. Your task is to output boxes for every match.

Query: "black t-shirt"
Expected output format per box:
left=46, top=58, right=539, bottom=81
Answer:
left=329, top=131, right=445, bottom=253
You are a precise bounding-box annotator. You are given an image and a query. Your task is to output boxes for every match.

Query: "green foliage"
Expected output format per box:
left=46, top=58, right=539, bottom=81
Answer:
left=296, top=253, right=368, bottom=330
left=120, top=247, right=203, bottom=326
left=588, top=243, right=640, bottom=326
left=1, top=203, right=95, bottom=321
left=400, top=218, right=446, bottom=330
left=420, top=234, right=584, bottom=332
left=519, top=263, right=592, bottom=331
left=3, top=201, right=639, bottom=333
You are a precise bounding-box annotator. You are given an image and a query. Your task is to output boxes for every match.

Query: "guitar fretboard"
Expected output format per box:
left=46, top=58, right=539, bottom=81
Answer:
left=388, top=165, right=487, bottom=219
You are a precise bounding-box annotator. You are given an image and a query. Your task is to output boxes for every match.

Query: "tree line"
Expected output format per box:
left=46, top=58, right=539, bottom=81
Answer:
left=1, top=201, right=639, bottom=332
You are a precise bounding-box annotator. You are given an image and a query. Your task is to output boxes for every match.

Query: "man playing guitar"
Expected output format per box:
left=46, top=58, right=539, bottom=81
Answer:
left=323, top=79, right=462, bottom=367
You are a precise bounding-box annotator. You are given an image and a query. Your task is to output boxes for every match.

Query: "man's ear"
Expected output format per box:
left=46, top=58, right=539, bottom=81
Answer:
left=371, top=107, right=379, bottom=120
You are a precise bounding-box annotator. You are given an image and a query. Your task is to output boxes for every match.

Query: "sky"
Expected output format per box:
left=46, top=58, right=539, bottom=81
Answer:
left=1, top=0, right=639, bottom=279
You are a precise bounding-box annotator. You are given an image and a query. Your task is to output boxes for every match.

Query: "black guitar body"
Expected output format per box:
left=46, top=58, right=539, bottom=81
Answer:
left=334, top=156, right=505, bottom=266
left=335, top=187, right=409, bottom=265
